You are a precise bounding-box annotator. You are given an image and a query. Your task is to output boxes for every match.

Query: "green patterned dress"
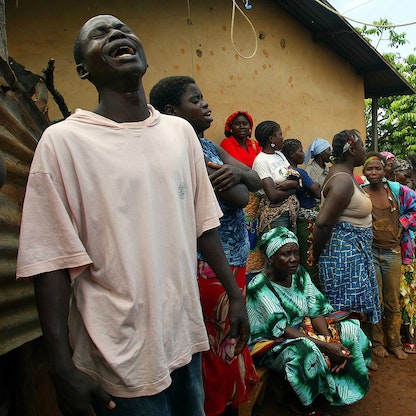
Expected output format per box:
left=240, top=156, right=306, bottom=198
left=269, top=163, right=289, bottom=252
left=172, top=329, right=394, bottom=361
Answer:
left=247, top=267, right=371, bottom=407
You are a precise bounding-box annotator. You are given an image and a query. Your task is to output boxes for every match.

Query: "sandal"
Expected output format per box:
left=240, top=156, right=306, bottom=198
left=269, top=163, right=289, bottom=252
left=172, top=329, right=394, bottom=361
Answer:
left=403, top=343, right=416, bottom=354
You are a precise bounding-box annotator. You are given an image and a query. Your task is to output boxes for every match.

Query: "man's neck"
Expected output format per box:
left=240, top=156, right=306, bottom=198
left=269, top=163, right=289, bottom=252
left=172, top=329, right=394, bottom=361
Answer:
left=93, top=87, right=150, bottom=123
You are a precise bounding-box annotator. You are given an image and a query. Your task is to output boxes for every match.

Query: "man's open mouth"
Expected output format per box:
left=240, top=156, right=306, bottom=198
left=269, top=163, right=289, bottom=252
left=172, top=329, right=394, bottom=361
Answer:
left=111, top=46, right=135, bottom=58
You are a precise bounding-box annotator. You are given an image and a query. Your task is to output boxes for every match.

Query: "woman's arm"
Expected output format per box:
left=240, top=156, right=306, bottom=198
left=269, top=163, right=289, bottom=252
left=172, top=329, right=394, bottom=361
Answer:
left=298, top=168, right=321, bottom=199
left=312, top=174, right=354, bottom=261
left=262, top=177, right=298, bottom=204
left=206, top=162, right=249, bottom=208
left=311, top=315, right=332, bottom=337
left=215, top=144, right=262, bottom=192
left=284, top=322, right=351, bottom=373
left=398, top=185, right=416, bottom=231
left=306, top=182, right=321, bottom=199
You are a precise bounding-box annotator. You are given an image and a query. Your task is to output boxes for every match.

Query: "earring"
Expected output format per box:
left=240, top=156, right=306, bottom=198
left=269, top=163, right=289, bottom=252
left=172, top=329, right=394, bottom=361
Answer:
left=271, top=143, right=276, bottom=148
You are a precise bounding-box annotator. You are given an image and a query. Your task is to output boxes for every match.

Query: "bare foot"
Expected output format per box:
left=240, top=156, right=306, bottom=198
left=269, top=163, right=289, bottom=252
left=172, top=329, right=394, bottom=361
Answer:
left=389, top=346, right=408, bottom=360
left=373, top=345, right=389, bottom=357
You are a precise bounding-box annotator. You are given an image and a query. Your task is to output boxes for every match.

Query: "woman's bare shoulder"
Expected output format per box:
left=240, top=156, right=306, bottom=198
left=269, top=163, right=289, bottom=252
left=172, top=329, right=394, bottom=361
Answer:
left=322, top=170, right=354, bottom=197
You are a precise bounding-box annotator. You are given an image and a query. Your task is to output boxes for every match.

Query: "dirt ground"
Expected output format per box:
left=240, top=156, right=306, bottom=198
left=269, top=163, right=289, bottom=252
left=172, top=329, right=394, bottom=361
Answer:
left=252, top=352, right=415, bottom=416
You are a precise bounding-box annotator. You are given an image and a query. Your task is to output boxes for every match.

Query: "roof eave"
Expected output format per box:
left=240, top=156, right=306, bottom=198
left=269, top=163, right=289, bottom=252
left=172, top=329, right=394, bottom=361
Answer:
left=275, top=0, right=416, bottom=97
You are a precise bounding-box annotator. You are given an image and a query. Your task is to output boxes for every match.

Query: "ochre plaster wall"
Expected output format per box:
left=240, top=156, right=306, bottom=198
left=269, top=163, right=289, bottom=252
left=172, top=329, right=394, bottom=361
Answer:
left=5, top=0, right=365, bottom=147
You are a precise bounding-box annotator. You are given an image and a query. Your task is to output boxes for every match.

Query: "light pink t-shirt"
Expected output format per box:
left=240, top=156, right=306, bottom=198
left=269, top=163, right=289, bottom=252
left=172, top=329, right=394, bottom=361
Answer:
left=16, top=106, right=222, bottom=397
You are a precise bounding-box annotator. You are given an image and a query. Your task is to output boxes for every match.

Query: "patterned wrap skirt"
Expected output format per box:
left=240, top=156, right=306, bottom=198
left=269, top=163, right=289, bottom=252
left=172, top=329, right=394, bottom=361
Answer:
left=318, top=222, right=381, bottom=324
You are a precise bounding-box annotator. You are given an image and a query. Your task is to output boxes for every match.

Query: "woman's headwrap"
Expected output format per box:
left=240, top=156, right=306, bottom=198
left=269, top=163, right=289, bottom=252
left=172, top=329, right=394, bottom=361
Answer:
left=304, top=138, right=331, bottom=165
left=224, top=110, right=254, bottom=137
left=392, top=158, right=413, bottom=172
left=341, top=131, right=360, bottom=154
left=363, top=155, right=385, bottom=169
left=260, top=226, right=298, bottom=259
left=380, top=151, right=395, bottom=162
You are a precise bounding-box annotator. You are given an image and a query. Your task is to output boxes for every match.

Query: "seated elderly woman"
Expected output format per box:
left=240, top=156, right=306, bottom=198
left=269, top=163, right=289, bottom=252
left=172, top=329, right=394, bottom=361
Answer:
left=247, top=226, right=372, bottom=416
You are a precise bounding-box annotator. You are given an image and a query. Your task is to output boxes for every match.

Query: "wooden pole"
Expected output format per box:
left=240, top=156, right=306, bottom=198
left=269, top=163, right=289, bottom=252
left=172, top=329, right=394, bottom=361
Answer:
left=372, top=97, right=379, bottom=151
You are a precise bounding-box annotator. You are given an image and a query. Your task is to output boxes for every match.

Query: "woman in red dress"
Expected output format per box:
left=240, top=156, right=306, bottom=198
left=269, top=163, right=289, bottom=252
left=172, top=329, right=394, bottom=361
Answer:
left=221, top=111, right=264, bottom=281
left=220, top=111, right=261, bottom=168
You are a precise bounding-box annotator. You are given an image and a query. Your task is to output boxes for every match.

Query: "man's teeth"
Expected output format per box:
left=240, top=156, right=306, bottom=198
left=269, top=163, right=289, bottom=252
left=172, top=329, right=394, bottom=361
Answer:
left=113, top=47, right=135, bottom=58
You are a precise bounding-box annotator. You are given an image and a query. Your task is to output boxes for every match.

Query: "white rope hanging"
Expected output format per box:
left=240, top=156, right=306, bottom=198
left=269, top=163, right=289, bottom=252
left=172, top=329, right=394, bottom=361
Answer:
left=230, top=0, right=258, bottom=59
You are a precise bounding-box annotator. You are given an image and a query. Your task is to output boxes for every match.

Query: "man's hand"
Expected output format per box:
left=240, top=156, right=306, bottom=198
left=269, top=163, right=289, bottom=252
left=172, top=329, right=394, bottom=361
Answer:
left=51, top=366, right=115, bottom=415
left=197, top=229, right=250, bottom=356
left=228, top=296, right=250, bottom=355
left=227, top=295, right=249, bottom=356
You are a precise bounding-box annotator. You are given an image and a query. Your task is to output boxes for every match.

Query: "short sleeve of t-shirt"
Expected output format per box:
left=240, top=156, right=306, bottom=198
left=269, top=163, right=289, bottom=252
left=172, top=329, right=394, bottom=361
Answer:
left=16, top=139, right=93, bottom=279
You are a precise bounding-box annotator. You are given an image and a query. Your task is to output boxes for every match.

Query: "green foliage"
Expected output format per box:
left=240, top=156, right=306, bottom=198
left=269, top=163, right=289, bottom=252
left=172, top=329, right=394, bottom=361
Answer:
left=360, top=21, right=416, bottom=158
left=358, top=19, right=408, bottom=51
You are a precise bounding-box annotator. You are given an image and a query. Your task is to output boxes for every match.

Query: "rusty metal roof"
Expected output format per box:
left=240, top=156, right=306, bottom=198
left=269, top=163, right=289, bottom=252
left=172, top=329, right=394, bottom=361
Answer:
left=0, top=57, right=47, bottom=355
left=276, top=0, right=416, bottom=98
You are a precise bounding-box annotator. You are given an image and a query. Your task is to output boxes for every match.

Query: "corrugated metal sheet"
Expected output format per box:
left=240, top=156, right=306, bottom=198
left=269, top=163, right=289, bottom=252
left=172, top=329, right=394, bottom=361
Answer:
left=0, top=56, right=47, bottom=355
left=276, top=0, right=416, bottom=98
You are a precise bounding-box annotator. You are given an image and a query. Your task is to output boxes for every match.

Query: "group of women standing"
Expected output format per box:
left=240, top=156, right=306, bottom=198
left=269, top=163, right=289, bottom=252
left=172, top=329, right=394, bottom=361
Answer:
left=150, top=76, right=415, bottom=416
left=219, top=116, right=381, bottom=415
left=219, top=116, right=416, bottom=414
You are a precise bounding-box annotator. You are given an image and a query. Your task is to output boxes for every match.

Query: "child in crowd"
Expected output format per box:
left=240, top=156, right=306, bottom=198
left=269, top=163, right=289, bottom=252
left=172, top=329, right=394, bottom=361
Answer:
left=282, top=139, right=321, bottom=288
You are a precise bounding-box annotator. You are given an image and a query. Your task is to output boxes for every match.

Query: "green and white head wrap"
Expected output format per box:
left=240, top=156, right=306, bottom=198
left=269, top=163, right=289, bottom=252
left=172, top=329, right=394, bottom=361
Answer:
left=260, top=226, right=298, bottom=259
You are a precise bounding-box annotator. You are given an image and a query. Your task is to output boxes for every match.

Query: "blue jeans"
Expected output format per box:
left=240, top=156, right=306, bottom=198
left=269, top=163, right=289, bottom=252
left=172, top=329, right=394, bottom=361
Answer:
left=92, top=353, right=205, bottom=416
left=371, top=247, right=402, bottom=349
